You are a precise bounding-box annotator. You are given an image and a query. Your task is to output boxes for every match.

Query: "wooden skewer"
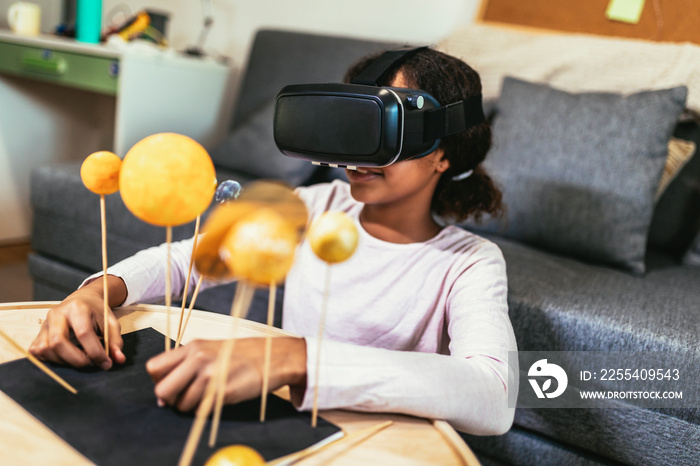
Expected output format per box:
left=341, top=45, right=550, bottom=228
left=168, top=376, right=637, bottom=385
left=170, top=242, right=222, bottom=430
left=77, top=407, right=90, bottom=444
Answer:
left=259, top=281, right=277, bottom=422
left=0, top=328, right=77, bottom=395
left=432, top=420, right=482, bottom=466
left=267, top=420, right=393, bottom=466
left=207, top=338, right=236, bottom=448
left=311, top=264, right=332, bottom=428
left=175, top=275, right=203, bottom=348
left=178, top=349, right=223, bottom=466
left=179, top=283, right=257, bottom=466
left=165, top=226, right=173, bottom=352
left=208, top=281, right=255, bottom=447
left=99, top=194, right=110, bottom=354
left=176, top=215, right=201, bottom=346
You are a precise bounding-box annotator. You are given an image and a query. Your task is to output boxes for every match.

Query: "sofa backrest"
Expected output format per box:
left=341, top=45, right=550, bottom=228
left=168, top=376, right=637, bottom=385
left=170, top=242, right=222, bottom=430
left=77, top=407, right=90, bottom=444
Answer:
left=230, top=29, right=398, bottom=131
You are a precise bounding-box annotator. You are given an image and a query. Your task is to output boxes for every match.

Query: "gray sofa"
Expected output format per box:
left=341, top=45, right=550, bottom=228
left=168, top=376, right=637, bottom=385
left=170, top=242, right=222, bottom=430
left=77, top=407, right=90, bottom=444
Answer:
left=29, top=29, right=699, bottom=465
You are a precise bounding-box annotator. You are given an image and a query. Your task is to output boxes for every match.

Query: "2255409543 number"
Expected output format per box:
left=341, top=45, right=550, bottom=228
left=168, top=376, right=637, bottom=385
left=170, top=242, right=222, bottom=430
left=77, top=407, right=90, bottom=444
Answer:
left=599, top=368, right=680, bottom=381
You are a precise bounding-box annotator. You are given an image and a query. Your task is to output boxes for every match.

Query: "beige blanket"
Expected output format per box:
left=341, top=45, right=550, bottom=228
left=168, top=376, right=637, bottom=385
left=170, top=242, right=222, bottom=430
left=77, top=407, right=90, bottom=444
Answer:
left=437, top=23, right=700, bottom=115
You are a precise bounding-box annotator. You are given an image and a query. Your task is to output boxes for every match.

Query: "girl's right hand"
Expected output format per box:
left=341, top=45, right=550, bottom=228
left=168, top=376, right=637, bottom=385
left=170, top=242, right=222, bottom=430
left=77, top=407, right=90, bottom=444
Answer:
left=29, top=275, right=127, bottom=370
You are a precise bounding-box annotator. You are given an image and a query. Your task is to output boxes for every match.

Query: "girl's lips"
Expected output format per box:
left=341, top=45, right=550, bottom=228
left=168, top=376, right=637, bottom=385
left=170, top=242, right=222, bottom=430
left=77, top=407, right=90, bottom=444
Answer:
left=346, top=167, right=383, bottom=182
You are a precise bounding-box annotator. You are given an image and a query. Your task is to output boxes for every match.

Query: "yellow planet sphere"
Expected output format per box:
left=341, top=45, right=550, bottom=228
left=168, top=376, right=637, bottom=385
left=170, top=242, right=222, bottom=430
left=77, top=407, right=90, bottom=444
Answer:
left=80, top=151, right=122, bottom=195
left=204, top=445, right=265, bottom=466
left=307, top=211, right=358, bottom=263
left=221, top=208, right=298, bottom=285
left=119, top=133, right=217, bottom=226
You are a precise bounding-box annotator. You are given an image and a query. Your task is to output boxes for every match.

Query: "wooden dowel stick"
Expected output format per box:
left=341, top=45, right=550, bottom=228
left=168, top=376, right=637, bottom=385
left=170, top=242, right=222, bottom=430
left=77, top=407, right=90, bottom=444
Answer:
left=205, top=284, right=241, bottom=446
left=207, top=338, right=236, bottom=448
left=178, top=349, right=223, bottom=466
left=208, top=282, right=255, bottom=447
left=175, top=275, right=203, bottom=348
left=267, top=420, right=393, bottom=466
left=311, top=264, right=332, bottom=428
left=176, top=215, right=201, bottom=345
left=260, top=281, right=277, bottom=422
left=0, top=329, right=77, bottom=395
left=99, top=194, right=109, bottom=354
left=165, top=226, right=173, bottom=352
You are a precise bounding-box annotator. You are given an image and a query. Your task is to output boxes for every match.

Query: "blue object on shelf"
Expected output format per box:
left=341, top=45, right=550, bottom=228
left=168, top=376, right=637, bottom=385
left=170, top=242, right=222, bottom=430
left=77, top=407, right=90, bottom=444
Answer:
left=76, top=0, right=103, bottom=44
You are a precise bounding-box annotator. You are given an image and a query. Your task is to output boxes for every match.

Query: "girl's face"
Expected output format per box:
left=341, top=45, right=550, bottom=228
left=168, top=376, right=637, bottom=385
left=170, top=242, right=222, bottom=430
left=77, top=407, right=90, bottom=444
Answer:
left=344, top=72, right=449, bottom=209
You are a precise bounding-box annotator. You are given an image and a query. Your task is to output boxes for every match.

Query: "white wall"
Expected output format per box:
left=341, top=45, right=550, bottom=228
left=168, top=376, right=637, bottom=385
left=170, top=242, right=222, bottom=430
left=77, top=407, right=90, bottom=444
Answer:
left=103, top=0, right=481, bottom=66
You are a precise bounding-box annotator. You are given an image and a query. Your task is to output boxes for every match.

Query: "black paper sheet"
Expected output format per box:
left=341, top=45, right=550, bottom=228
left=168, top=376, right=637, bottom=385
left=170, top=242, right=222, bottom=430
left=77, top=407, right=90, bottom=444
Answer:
left=0, top=328, right=341, bottom=465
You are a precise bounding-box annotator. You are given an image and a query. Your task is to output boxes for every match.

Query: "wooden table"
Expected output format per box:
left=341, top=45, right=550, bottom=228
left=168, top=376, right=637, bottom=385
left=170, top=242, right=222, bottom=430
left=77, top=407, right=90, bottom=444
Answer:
left=0, top=301, right=480, bottom=465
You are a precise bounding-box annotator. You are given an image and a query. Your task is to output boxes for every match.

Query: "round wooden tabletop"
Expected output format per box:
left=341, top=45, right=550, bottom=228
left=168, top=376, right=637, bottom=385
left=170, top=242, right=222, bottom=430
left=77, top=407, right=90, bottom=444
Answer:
left=0, top=301, right=479, bottom=465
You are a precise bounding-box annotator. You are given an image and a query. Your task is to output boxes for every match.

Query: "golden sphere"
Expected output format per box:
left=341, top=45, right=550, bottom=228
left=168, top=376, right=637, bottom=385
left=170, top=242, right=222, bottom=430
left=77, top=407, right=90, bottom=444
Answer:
left=204, top=445, right=265, bottom=466
left=80, top=151, right=122, bottom=195
left=194, top=181, right=308, bottom=280
left=307, top=211, right=358, bottom=263
left=119, top=133, right=217, bottom=226
left=221, top=208, right=298, bottom=285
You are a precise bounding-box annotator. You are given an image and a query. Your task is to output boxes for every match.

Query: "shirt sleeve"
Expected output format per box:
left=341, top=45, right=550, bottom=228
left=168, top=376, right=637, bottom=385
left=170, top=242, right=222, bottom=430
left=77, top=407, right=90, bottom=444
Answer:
left=81, top=237, right=221, bottom=306
left=291, top=244, right=519, bottom=436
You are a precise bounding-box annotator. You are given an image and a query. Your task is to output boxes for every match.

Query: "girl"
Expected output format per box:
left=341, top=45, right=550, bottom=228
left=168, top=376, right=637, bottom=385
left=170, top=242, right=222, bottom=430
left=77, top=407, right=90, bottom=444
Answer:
left=30, top=48, right=518, bottom=435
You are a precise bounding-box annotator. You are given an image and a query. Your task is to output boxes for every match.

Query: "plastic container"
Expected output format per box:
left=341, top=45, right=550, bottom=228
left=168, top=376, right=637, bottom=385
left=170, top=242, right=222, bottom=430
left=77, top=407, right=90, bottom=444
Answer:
left=76, top=0, right=102, bottom=44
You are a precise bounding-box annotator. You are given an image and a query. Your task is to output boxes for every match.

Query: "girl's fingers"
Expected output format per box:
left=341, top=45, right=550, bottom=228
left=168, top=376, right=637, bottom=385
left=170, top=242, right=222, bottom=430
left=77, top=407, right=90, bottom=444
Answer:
left=173, top=367, right=210, bottom=412
left=106, top=313, right=125, bottom=365
left=71, top=310, right=112, bottom=370
left=151, top=350, right=207, bottom=408
left=43, top=311, right=92, bottom=367
left=146, top=338, right=301, bottom=412
left=145, top=344, right=190, bottom=383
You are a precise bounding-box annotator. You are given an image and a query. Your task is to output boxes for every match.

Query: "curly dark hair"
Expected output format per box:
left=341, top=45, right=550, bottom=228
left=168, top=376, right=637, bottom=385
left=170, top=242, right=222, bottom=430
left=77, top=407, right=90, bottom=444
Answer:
left=344, top=48, right=503, bottom=223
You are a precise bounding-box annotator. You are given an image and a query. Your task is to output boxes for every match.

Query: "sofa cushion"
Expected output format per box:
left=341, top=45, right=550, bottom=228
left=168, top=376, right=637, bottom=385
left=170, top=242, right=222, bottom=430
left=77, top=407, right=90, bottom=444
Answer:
left=477, top=233, right=700, bottom=465
left=469, top=77, right=687, bottom=274
left=462, top=423, right=614, bottom=466
left=462, top=406, right=699, bottom=466
left=487, top=234, right=700, bottom=353
left=228, top=29, right=396, bottom=130
left=209, top=101, right=316, bottom=185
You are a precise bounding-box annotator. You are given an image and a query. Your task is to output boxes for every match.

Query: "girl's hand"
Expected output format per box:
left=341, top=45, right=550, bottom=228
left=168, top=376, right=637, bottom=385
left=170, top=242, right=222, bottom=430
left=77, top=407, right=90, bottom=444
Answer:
left=146, top=337, right=307, bottom=412
left=29, top=275, right=127, bottom=370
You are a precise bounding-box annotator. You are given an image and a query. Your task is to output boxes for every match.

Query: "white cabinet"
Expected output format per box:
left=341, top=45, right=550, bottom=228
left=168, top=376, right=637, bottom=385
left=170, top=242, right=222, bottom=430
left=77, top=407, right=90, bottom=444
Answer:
left=0, top=30, right=232, bottom=242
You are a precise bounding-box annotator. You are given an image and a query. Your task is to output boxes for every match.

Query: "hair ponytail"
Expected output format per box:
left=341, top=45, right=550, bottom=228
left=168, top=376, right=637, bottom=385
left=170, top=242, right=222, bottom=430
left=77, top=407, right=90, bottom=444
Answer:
left=434, top=163, right=503, bottom=223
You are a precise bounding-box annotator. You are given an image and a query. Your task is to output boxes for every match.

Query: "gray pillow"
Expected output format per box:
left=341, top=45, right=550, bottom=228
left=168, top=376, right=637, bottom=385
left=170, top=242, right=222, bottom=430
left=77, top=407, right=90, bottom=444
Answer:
left=209, top=101, right=316, bottom=186
left=469, top=77, right=687, bottom=274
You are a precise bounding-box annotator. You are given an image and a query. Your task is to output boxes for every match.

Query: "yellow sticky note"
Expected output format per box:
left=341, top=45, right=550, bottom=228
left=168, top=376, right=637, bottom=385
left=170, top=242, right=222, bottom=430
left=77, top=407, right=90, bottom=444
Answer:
left=605, top=0, right=645, bottom=24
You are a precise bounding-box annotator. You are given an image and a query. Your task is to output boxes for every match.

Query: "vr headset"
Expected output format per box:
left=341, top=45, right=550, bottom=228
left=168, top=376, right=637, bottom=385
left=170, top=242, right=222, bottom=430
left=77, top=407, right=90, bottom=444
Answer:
left=273, top=47, right=485, bottom=168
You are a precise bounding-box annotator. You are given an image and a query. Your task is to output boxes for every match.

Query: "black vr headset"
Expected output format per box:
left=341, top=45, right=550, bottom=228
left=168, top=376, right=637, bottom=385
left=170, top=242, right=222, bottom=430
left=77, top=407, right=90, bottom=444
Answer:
left=273, top=47, right=485, bottom=168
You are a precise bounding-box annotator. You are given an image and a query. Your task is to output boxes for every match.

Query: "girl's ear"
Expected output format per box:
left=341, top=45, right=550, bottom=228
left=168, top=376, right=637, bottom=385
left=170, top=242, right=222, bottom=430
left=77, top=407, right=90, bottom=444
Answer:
left=433, top=149, right=450, bottom=173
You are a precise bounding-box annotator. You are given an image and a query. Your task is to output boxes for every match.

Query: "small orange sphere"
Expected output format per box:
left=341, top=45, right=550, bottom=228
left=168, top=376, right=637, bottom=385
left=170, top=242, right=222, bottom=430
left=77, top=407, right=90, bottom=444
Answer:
left=204, top=445, right=265, bottom=466
left=80, top=151, right=122, bottom=195
left=221, top=208, right=298, bottom=286
left=119, top=133, right=217, bottom=226
left=307, top=211, right=358, bottom=263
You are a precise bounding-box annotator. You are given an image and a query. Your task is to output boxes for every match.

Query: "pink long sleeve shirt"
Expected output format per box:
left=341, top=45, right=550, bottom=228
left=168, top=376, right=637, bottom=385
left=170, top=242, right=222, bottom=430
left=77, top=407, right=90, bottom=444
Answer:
left=103, top=180, right=518, bottom=435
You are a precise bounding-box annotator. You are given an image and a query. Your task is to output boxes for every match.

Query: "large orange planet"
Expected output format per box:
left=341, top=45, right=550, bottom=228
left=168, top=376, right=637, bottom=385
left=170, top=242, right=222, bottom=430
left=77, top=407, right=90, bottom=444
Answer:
left=119, top=133, right=217, bottom=226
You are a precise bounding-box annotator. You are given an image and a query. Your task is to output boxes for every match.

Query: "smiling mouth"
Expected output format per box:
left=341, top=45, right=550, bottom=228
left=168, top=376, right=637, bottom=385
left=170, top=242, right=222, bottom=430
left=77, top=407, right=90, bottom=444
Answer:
left=348, top=167, right=382, bottom=176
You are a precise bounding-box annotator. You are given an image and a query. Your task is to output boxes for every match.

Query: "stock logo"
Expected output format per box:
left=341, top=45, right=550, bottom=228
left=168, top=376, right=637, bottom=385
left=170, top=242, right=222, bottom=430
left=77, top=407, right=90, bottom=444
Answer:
left=528, top=359, right=568, bottom=399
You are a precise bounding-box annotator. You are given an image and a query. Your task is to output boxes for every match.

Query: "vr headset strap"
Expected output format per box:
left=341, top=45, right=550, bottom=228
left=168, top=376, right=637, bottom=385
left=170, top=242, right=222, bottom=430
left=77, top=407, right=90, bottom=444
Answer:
left=423, top=94, right=485, bottom=142
left=350, top=46, right=428, bottom=86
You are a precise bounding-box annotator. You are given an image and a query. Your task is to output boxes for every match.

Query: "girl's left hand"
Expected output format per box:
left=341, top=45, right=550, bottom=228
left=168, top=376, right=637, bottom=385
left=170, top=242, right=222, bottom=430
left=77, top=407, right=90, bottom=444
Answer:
left=145, top=337, right=308, bottom=412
